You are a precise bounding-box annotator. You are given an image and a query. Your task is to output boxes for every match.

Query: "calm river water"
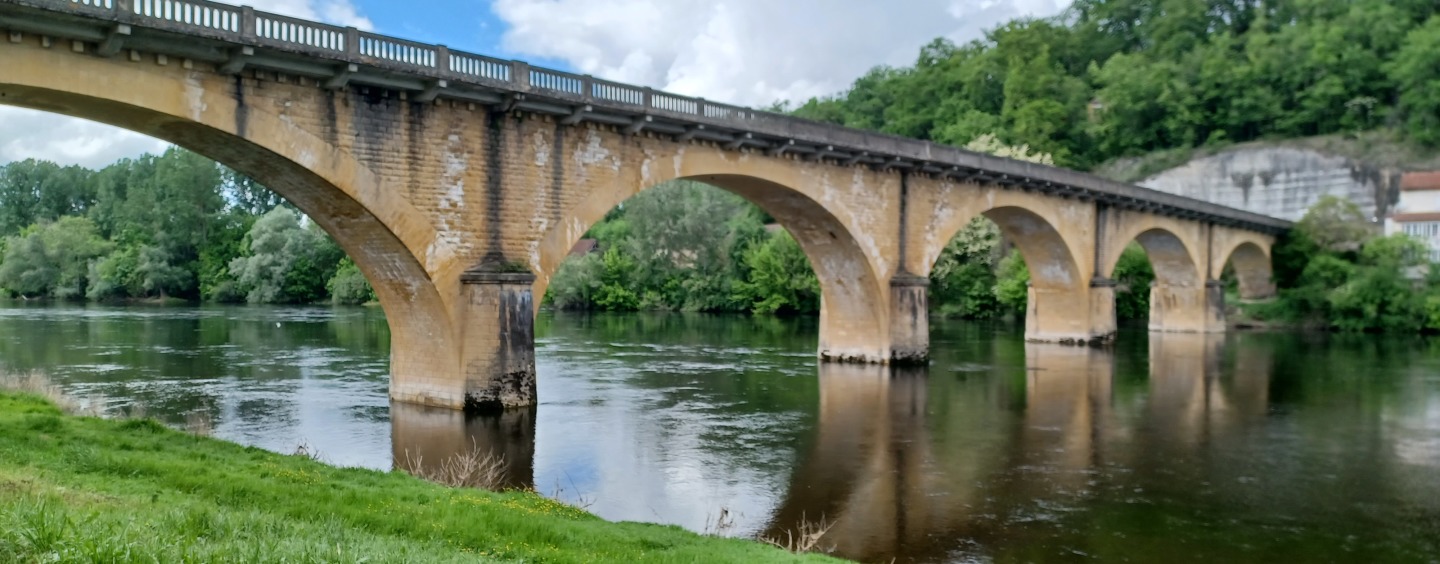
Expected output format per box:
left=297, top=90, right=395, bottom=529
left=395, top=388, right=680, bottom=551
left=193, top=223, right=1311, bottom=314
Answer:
left=1, top=303, right=1437, bottom=562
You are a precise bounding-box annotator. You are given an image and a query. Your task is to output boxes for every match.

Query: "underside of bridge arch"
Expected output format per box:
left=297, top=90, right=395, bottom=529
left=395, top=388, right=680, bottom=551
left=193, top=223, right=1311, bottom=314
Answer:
left=923, top=204, right=1113, bottom=344
left=535, top=173, right=893, bottom=363
left=0, top=45, right=463, bottom=409
left=1224, top=242, right=1277, bottom=301
left=1114, top=228, right=1222, bottom=333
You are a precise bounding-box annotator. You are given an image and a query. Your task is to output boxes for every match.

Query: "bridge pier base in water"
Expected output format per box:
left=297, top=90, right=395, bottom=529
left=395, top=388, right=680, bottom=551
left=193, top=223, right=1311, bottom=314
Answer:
left=1148, top=281, right=1226, bottom=334
left=457, top=268, right=539, bottom=412
left=888, top=274, right=930, bottom=364
left=1024, top=282, right=1119, bottom=345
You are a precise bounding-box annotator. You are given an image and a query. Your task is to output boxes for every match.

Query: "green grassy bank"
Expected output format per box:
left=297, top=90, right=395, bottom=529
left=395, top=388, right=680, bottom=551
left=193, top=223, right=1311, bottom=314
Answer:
left=0, top=392, right=832, bottom=563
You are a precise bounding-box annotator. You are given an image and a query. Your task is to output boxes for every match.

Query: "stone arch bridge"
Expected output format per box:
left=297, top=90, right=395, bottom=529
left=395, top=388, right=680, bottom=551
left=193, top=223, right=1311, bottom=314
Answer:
left=0, top=0, right=1289, bottom=410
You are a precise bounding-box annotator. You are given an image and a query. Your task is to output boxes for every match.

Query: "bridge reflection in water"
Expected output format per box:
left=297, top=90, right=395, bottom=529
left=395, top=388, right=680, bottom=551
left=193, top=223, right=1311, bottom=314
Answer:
left=388, top=333, right=1277, bottom=562
left=390, top=402, right=537, bottom=492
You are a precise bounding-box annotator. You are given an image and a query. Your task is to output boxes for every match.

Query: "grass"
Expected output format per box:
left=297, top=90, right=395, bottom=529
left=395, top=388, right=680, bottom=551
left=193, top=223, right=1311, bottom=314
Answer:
left=0, top=389, right=838, bottom=563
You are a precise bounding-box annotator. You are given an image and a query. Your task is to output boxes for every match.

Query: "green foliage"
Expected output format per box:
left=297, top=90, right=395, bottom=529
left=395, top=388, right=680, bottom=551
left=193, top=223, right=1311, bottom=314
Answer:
left=0, top=151, right=371, bottom=305
left=593, top=246, right=641, bottom=311
left=1296, top=196, right=1376, bottom=254
left=735, top=230, right=820, bottom=315
left=547, top=181, right=811, bottom=315
left=228, top=208, right=339, bottom=305
left=85, top=245, right=141, bottom=301
left=0, top=160, right=95, bottom=238
left=930, top=218, right=1002, bottom=319
left=0, top=231, right=55, bottom=297
left=1113, top=243, right=1156, bottom=320
left=786, top=0, right=1440, bottom=167
left=1322, top=234, right=1428, bottom=332
left=994, top=250, right=1030, bottom=317
left=1388, top=16, right=1440, bottom=145
left=0, top=217, right=110, bottom=299
left=327, top=258, right=376, bottom=305
left=1271, top=228, right=1322, bottom=289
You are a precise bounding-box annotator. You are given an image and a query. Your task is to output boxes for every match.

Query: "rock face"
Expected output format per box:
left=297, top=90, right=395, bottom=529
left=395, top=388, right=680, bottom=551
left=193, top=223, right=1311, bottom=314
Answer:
left=1140, top=147, right=1402, bottom=221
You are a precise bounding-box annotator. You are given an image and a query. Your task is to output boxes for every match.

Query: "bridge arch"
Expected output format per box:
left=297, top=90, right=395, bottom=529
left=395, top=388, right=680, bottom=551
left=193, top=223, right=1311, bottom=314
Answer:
left=919, top=203, right=1088, bottom=292
left=534, top=160, right=891, bottom=362
left=1100, top=214, right=1204, bottom=288
left=914, top=186, right=1104, bottom=342
left=1115, top=228, right=1201, bottom=286
left=1220, top=241, right=1275, bottom=300
left=0, top=42, right=458, bottom=404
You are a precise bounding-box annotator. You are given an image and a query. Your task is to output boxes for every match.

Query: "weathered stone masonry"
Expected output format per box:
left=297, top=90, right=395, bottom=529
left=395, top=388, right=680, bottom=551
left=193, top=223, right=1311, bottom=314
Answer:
left=0, top=0, right=1287, bottom=411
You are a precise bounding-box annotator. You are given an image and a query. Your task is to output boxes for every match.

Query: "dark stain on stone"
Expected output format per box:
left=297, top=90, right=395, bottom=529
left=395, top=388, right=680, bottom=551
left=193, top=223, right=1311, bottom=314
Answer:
left=347, top=88, right=388, bottom=165
left=549, top=121, right=566, bottom=225
left=361, top=87, right=386, bottom=106
left=897, top=171, right=910, bottom=271
left=406, top=100, right=425, bottom=199
left=1231, top=172, right=1254, bottom=202
left=321, top=90, right=338, bottom=147
left=463, top=281, right=537, bottom=414
left=482, top=111, right=506, bottom=259
left=232, top=75, right=248, bottom=138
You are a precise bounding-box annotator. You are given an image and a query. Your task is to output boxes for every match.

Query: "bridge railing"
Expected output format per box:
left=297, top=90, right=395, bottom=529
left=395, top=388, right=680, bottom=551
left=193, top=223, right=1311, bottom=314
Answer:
left=39, top=0, right=815, bottom=130
left=130, top=0, right=239, bottom=32
left=19, top=0, right=1289, bottom=231
left=449, top=50, right=511, bottom=83
left=253, top=11, right=343, bottom=53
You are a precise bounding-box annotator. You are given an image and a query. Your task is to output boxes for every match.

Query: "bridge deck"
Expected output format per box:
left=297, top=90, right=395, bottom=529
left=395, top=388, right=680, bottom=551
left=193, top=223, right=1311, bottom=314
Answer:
left=0, top=0, right=1290, bottom=234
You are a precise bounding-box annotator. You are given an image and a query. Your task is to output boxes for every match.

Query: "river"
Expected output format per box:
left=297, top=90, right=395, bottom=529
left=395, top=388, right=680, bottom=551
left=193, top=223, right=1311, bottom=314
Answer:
left=0, top=303, right=1436, bottom=562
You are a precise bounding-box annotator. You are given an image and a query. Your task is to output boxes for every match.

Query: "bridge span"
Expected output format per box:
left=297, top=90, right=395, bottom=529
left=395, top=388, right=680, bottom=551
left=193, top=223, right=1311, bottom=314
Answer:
left=0, top=0, right=1290, bottom=411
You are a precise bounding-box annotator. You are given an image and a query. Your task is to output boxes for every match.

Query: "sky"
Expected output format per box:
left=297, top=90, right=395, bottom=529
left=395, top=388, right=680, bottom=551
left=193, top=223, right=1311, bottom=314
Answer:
left=0, top=0, right=1070, bottom=168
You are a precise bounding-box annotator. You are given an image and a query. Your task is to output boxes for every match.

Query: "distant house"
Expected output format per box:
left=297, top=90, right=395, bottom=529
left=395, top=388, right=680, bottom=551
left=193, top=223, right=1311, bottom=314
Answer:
left=568, top=238, right=599, bottom=258
left=1384, top=172, right=1440, bottom=263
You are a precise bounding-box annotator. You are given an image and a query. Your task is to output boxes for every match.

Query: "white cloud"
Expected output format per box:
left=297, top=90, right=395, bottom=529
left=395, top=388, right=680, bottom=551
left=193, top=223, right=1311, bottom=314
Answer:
left=244, top=0, right=374, bottom=31
left=0, top=107, right=169, bottom=169
left=0, top=0, right=371, bottom=167
left=493, top=0, right=1072, bottom=107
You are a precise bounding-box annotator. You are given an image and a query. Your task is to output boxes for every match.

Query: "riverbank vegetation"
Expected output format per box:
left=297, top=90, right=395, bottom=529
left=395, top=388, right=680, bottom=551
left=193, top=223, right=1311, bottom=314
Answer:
left=783, top=0, right=1440, bottom=171
left=1236, top=196, right=1440, bottom=333
left=0, top=152, right=375, bottom=305
left=0, top=386, right=831, bottom=562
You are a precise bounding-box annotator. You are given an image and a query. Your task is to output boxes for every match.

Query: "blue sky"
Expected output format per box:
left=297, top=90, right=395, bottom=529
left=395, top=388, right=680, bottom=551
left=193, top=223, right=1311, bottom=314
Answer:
left=0, top=0, right=1072, bottom=167
left=346, top=1, right=563, bottom=68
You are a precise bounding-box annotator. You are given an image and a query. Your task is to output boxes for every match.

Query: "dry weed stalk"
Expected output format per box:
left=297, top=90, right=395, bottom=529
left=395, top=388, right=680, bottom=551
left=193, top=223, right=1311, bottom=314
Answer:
left=398, top=443, right=509, bottom=491
left=292, top=440, right=324, bottom=461
left=759, top=514, right=835, bottom=554
left=0, top=371, right=105, bottom=416
left=183, top=410, right=214, bottom=436
left=703, top=506, right=736, bottom=537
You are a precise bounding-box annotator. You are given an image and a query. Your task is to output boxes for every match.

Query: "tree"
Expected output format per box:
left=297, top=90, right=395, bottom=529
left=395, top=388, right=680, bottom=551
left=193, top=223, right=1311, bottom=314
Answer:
left=328, top=257, right=376, bottom=305
left=0, top=159, right=95, bottom=237
left=930, top=218, right=1002, bottom=319
left=1113, top=243, right=1155, bottom=319
left=228, top=207, right=337, bottom=304
left=0, top=232, right=56, bottom=298
left=1295, top=195, right=1376, bottom=254
left=1328, top=235, right=1429, bottom=332
left=734, top=229, right=819, bottom=315
left=994, top=250, right=1030, bottom=316
left=1388, top=16, right=1440, bottom=144
left=0, top=217, right=110, bottom=299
